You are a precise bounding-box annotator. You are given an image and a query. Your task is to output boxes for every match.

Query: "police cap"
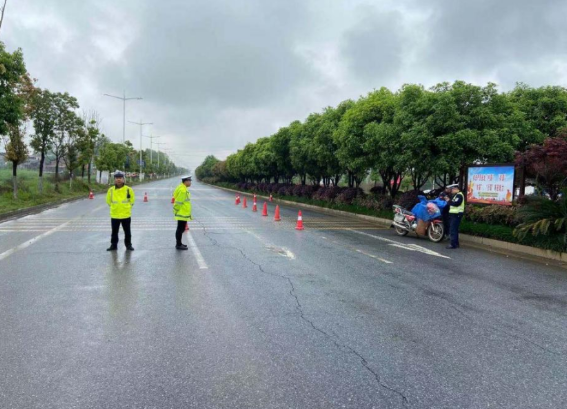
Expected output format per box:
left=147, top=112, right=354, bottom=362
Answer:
left=114, top=170, right=125, bottom=178
left=181, top=175, right=192, bottom=182
left=446, top=184, right=459, bottom=189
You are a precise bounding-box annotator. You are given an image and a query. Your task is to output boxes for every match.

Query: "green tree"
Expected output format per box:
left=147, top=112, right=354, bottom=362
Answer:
left=313, top=100, right=354, bottom=186
left=509, top=84, right=567, bottom=143
left=270, top=125, right=295, bottom=183
left=335, top=88, right=395, bottom=187
left=52, top=92, right=80, bottom=186
left=63, top=115, right=85, bottom=189
left=77, top=112, right=102, bottom=184
left=195, top=154, right=220, bottom=180
left=289, top=120, right=311, bottom=185
left=30, top=89, right=58, bottom=193
left=0, top=43, right=33, bottom=198
left=4, top=123, right=28, bottom=198
left=431, top=81, right=521, bottom=187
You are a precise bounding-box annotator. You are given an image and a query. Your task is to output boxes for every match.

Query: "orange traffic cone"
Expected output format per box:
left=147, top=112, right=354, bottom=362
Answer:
left=88, top=191, right=94, bottom=199
left=235, top=195, right=240, bottom=205
left=171, top=196, right=175, bottom=204
left=274, top=205, right=281, bottom=221
left=185, top=222, right=189, bottom=231
left=269, top=194, right=273, bottom=202
left=262, top=202, right=268, bottom=217
left=242, top=197, right=248, bottom=208
left=295, top=210, right=304, bottom=230
left=252, top=200, right=258, bottom=212
left=143, top=192, right=148, bottom=202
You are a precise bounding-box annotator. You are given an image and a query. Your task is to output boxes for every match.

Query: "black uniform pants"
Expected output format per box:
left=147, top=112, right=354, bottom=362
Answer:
left=442, top=209, right=451, bottom=237
left=449, top=213, right=463, bottom=248
left=176, top=220, right=187, bottom=245
left=111, top=218, right=132, bottom=246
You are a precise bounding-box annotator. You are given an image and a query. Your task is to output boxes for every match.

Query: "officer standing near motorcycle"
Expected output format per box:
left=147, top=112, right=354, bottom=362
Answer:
left=445, top=184, right=465, bottom=249
left=439, top=185, right=453, bottom=240
left=106, top=171, right=135, bottom=251
left=173, top=176, right=192, bottom=250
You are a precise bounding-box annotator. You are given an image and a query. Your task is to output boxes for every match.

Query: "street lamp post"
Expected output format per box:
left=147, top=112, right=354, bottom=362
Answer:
left=144, top=135, right=161, bottom=164
left=155, top=142, right=166, bottom=169
left=128, top=120, right=153, bottom=180
left=103, top=91, right=142, bottom=143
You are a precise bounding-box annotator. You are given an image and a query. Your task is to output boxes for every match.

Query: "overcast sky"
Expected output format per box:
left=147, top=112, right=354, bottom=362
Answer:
left=4, top=0, right=567, bottom=170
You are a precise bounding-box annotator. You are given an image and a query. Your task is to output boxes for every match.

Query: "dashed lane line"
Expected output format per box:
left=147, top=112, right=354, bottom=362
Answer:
left=0, top=204, right=107, bottom=262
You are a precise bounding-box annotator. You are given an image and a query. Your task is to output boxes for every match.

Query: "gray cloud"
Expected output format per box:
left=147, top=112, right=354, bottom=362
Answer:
left=340, top=7, right=405, bottom=86
left=3, top=0, right=567, bottom=170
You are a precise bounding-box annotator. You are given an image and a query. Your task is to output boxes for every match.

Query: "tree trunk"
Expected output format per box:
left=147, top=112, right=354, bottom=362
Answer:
left=12, top=160, right=18, bottom=199
left=55, top=157, right=60, bottom=181
left=38, top=151, right=45, bottom=194
left=88, top=161, right=92, bottom=184
left=81, top=164, right=85, bottom=179
left=519, top=165, right=526, bottom=197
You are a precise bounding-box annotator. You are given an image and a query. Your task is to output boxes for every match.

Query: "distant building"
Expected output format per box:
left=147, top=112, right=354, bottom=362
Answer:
left=19, top=154, right=41, bottom=171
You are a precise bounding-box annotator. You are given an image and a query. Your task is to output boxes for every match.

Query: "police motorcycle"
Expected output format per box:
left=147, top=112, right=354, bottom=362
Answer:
left=392, top=200, right=445, bottom=243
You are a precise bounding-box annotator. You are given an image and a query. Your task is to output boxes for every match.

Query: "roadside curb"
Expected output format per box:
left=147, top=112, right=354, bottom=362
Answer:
left=208, top=183, right=567, bottom=265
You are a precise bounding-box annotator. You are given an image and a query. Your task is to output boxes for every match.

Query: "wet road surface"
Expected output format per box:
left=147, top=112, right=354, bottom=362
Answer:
left=1, top=178, right=566, bottom=408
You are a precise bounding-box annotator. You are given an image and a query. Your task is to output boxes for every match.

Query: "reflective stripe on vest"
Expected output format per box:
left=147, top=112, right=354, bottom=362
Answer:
left=449, top=192, right=465, bottom=214
left=111, top=188, right=131, bottom=204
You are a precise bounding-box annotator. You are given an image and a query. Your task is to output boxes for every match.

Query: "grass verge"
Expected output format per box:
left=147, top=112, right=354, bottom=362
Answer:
left=0, top=169, right=159, bottom=216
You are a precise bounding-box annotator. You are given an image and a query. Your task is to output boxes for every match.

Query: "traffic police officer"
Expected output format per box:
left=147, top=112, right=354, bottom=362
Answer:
left=173, top=175, right=192, bottom=250
left=445, top=184, right=465, bottom=249
left=106, top=170, right=135, bottom=251
left=439, top=185, right=453, bottom=240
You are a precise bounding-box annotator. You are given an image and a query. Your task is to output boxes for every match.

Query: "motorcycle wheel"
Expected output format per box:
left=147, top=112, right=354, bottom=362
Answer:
left=394, top=225, right=409, bottom=236
left=428, top=223, right=444, bottom=242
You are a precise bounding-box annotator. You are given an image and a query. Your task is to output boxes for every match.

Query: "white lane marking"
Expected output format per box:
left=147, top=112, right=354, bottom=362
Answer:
left=282, top=248, right=296, bottom=260
left=245, top=230, right=296, bottom=260
left=0, top=204, right=107, bottom=262
left=185, top=231, right=208, bottom=269
left=349, top=229, right=450, bottom=259
left=355, top=249, right=393, bottom=264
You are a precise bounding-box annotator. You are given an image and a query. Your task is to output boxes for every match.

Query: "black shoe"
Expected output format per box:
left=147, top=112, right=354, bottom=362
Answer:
left=446, top=245, right=458, bottom=249
left=126, top=245, right=135, bottom=251
left=107, top=245, right=118, bottom=251
left=176, top=245, right=189, bottom=250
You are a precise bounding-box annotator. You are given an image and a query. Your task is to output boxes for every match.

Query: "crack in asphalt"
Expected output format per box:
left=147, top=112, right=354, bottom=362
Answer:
left=194, top=219, right=409, bottom=407
left=434, top=294, right=562, bottom=357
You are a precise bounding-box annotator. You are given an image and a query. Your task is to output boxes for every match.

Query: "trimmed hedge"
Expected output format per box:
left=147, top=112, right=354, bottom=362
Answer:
left=211, top=181, right=565, bottom=254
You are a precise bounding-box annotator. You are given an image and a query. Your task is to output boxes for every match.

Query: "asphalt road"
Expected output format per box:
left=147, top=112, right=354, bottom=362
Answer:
left=1, top=178, right=566, bottom=409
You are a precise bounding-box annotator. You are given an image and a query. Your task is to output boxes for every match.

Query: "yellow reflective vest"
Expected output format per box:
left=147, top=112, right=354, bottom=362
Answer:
left=449, top=192, right=465, bottom=214
left=173, top=183, right=192, bottom=221
left=106, top=185, right=135, bottom=219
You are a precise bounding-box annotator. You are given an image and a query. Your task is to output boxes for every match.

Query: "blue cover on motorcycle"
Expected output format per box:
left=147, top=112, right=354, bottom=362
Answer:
left=411, top=201, right=441, bottom=221
left=430, top=198, right=448, bottom=210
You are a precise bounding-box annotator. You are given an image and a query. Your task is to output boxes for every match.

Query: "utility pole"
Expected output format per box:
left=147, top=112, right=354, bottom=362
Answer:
left=128, top=120, right=153, bottom=180
left=155, top=142, right=166, bottom=168
left=104, top=91, right=142, bottom=143
left=144, top=134, right=161, bottom=164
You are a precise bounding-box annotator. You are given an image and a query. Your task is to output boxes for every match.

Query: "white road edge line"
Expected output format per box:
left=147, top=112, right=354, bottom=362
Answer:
left=348, top=229, right=450, bottom=259
left=0, top=204, right=107, bottom=262
left=186, top=231, right=208, bottom=269
left=355, top=249, right=393, bottom=264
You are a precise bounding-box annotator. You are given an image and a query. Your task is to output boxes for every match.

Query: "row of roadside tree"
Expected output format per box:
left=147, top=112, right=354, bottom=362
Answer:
left=197, top=81, right=567, bottom=201
left=0, top=42, right=179, bottom=199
